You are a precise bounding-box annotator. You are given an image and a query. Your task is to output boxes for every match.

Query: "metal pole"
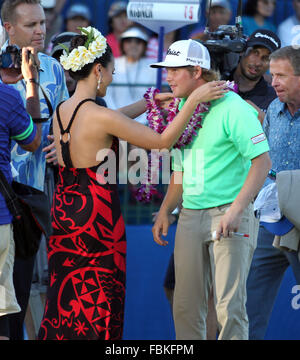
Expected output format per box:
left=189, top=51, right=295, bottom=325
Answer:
left=156, top=26, right=165, bottom=91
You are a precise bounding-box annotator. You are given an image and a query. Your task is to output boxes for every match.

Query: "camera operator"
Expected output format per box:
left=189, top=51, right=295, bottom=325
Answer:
left=0, top=0, right=68, bottom=340
left=230, top=29, right=281, bottom=123
left=0, top=46, right=41, bottom=340
left=190, top=0, right=232, bottom=42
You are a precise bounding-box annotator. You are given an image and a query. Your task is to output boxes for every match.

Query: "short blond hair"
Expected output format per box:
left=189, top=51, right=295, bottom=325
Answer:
left=1, top=0, right=41, bottom=23
left=186, top=66, right=220, bottom=82
left=201, top=68, right=221, bottom=82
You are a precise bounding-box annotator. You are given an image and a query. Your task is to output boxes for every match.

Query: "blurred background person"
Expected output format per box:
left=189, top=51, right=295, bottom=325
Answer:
left=44, top=1, right=91, bottom=54
left=106, top=1, right=133, bottom=58
left=243, top=0, right=277, bottom=36
left=190, top=0, right=232, bottom=41
left=64, top=3, right=92, bottom=34
left=277, top=0, right=300, bottom=47
left=41, top=0, right=62, bottom=51
left=105, top=25, right=156, bottom=125
left=104, top=25, right=156, bottom=198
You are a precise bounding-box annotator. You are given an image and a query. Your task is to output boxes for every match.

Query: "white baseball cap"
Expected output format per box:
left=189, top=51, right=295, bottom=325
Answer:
left=120, top=27, right=149, bottom=43
left=150, top=39, right=211, bottom=69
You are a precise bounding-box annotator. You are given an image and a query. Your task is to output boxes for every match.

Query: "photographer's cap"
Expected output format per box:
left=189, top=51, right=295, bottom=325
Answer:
left=247, top=29, right=281, bottom=53
left=261, top=216, right=294, bottom=236
left=50, top=32, right=78, bottom=58
left=150, top=39, right=211, bottom=69
left=206, top=0, right=231, bottom=11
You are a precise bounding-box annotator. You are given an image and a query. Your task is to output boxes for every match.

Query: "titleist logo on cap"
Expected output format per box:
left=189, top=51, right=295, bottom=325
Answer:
left=167, top=49, right=181, bottom=56
left=255, top=32, right=279, bottom=47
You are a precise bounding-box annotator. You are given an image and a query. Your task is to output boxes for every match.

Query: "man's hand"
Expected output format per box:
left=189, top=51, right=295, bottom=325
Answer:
left=190, top=80, right=229, bottom=104
left=43, top=135, right=58, bottom=165
left=154, top=92, right=174, bottom=109
left=152, top=211, right=170, bottom=246
left=21, top=46, right=39, bottom=83
left=152, top=211, right=177, bottom=225
left=0, top=46, right=40, bottom=84
left=215, top=206, right=243, bottom=240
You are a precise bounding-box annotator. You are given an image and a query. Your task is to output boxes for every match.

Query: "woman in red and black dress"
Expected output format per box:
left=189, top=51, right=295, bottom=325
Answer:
left=38, top=27, right=225, bottom=340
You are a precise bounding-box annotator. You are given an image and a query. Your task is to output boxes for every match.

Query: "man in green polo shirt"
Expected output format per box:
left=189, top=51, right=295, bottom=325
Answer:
left=151, top=39, right=271, bottom=340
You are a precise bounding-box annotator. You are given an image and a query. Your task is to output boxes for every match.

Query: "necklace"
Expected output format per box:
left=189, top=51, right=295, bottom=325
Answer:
left=135, top=82, right=237, bottom=203
left=145, top=88, right=210, bottom=148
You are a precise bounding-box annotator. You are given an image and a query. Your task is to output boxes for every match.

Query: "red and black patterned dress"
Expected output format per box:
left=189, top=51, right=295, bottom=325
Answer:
left=38, top=99, right=126, bottom=340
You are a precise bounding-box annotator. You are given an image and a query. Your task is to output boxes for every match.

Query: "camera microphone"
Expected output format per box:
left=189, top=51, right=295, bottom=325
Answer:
left=236, top=0, right=244, bottom=38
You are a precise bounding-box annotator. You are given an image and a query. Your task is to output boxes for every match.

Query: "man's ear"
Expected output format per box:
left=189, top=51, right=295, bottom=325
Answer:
left=194, top=66, right=202, bottom=79
left=3, top=22, right=14, bottom=37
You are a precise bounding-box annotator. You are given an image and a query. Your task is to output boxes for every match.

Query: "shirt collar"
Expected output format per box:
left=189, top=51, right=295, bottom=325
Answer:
left=277, top=99, right=300, bottom=118
left=178, top=97, right=187, bottom=111
left=277, top=100, right=286, bottom=114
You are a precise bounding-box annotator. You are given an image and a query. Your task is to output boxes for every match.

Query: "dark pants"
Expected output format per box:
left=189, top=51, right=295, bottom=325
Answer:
left=246, top=225, right=300, bottom=340
left=0, top=315, right=9, bottom=337
left=8, top=255, right=36, bottom=340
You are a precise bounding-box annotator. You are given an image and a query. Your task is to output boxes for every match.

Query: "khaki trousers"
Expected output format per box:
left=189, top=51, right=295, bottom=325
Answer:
left=0, top=224, right=20, bottom=317
left=173, top=203, right=258, bottom=340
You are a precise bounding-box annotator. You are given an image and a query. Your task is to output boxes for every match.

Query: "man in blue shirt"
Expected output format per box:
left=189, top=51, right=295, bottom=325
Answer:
left=0, top=47, right=42, bottom=340
left=246, top=46, right=300, bottom=340
left=1, top=0, right=68, bottom=339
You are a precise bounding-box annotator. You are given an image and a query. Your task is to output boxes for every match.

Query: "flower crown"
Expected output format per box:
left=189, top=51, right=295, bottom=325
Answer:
left=60, top=26, right=107, bottom=72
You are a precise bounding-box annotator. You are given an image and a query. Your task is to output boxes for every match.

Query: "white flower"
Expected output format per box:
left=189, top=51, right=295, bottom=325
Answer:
left=83, top=26, right=101, bottom=39
left=67, top=48, right=83, bottom=72
left=59, top=26, right=108, bottom=72
left=60, top=50, right=71, bottom=70
left=89, top=38, right=107, bottom=57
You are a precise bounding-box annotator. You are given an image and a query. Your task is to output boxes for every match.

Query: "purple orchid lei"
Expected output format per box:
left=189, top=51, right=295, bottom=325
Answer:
left=135, top=82, right=237, bottom=203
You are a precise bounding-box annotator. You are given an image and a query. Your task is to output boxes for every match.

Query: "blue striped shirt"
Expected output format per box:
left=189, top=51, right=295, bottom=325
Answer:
left=0, top=84, right=36, bottom=225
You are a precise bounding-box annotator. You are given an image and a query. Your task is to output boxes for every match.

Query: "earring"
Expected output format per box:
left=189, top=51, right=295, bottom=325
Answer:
left=97, top=76, right=101, bottom=90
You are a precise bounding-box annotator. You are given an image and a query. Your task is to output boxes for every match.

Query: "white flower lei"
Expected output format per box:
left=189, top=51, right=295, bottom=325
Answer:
left=60, top=26, right=107, bottom=72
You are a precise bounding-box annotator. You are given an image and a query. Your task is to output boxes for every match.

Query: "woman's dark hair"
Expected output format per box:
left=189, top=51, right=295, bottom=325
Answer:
left=68, top=35, right=113, bottom=81
left=244, top=0, right=259, bottom=16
